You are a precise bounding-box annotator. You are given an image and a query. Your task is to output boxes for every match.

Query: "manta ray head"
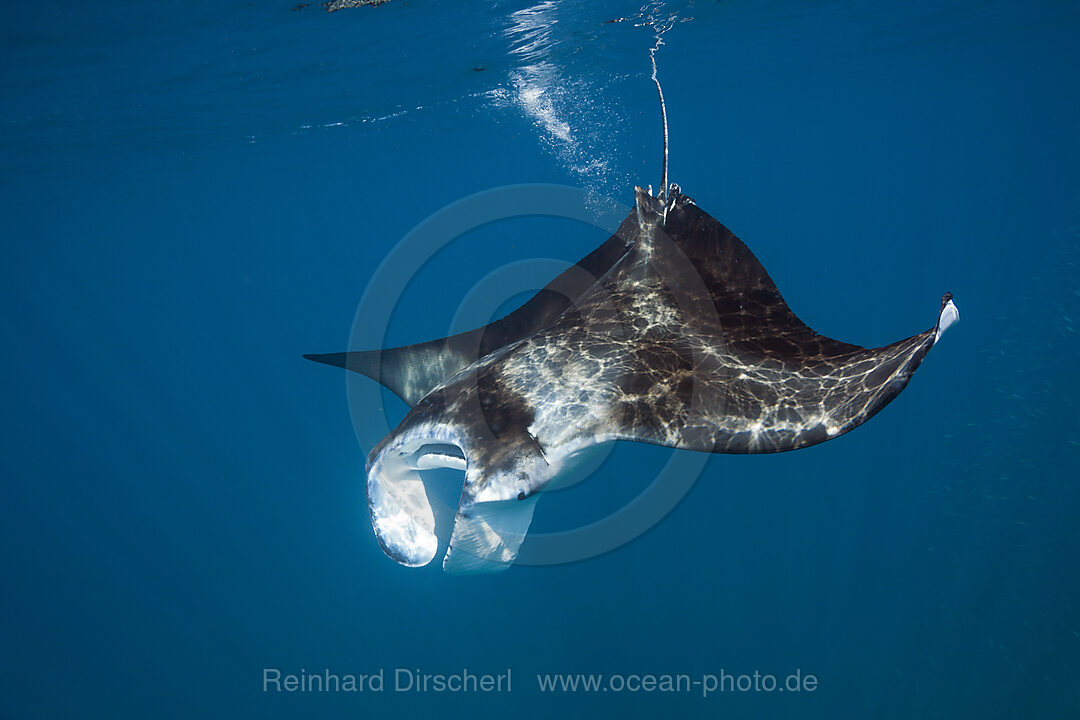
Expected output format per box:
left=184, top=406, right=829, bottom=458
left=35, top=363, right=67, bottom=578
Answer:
left=365, top=380, right=553, bottom=574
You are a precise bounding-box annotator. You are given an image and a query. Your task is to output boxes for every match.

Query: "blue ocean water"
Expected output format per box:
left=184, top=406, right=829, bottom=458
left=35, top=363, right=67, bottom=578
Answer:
left=2, top=0, right=1079, bottom=717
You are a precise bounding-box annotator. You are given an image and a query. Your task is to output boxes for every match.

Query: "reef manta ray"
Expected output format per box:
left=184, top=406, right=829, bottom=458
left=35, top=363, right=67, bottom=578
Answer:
left=306, top=182, right=959, bottom=574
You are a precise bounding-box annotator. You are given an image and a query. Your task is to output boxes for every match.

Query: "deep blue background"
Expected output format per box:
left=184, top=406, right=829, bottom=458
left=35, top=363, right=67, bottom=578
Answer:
left=2, top=1, right=1079, bottom=717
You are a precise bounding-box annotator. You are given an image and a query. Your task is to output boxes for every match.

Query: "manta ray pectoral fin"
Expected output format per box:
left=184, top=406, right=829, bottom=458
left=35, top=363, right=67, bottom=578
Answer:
left=304, top=229, right=638, bottom=407
left=305, top=344, right=472, bottom=409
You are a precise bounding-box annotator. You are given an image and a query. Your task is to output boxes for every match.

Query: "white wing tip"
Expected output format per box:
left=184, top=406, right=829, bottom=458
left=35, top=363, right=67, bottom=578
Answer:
left=935, top=293, right=959, bottom=344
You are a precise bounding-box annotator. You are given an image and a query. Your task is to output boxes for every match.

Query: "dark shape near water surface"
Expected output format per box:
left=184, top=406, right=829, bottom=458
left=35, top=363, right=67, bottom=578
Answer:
left=306, top=185, right=959, bottom=574
left=324, top=0, right=389, bottom=12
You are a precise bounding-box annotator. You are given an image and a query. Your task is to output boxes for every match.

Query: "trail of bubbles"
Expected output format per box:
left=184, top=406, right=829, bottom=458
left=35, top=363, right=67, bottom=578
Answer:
left=500, top=2, right=626, bottom=193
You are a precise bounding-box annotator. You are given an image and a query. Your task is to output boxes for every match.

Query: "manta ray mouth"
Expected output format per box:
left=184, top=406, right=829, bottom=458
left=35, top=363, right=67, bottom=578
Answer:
left=366, top=431, right=468, bottom=568
left=366, top=425, right=547, bottom=573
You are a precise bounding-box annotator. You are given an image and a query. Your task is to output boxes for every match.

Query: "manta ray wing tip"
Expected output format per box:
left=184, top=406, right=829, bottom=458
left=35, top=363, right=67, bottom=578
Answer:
left=935, top=292, right=959, bottom=343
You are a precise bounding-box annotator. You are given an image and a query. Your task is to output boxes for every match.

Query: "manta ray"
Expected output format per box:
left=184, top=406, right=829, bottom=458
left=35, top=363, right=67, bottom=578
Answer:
left=306, top=183, right=959, bottom=573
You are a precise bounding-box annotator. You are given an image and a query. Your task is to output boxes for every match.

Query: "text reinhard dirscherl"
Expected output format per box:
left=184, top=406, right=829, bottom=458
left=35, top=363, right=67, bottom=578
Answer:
left=262, top=668, right=819, bottom=697
left=263, top=668, right=511, bottom=694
